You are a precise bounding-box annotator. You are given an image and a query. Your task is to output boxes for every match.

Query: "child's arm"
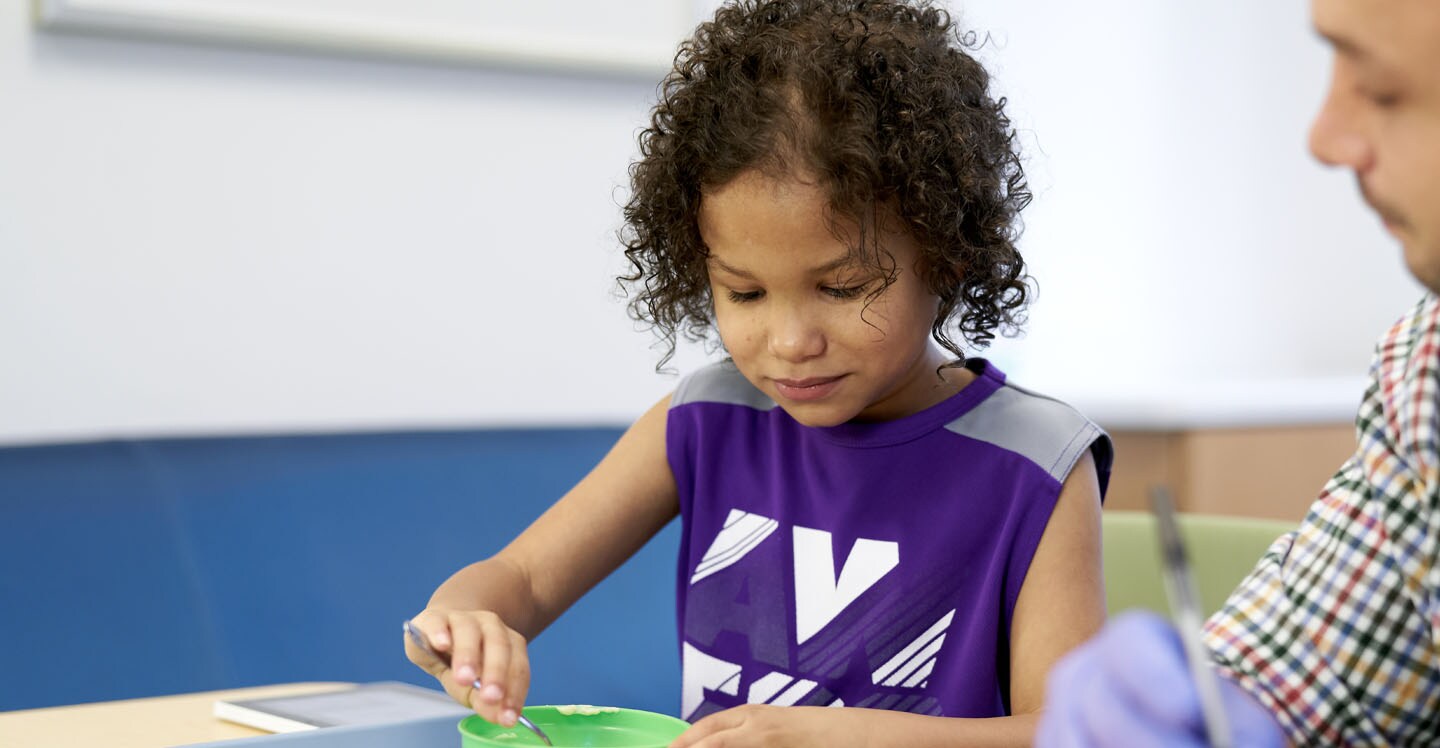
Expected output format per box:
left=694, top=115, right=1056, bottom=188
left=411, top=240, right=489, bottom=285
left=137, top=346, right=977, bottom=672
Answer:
left=1007, top=447, right=1107, bottom=715
left=672, top=449, right=1106, bottom=748
left=405, top=395, right=679, bottom=727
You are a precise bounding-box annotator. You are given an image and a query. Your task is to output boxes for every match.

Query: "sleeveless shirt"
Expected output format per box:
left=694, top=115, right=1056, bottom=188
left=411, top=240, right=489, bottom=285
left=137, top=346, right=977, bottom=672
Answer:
left=666, top=358, right=1112, bottom=721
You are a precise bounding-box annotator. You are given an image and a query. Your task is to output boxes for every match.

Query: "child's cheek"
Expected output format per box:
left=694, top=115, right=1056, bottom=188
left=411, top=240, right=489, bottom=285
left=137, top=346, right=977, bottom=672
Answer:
left=713, top=314, right=750, bottom=351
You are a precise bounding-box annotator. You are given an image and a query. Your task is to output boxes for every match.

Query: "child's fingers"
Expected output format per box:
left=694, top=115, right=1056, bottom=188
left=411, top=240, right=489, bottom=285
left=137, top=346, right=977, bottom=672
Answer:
left=426, top=616, right=453, bottom=651
left=447, top=612, right=514, bottom=726
left=476, top=613, right=514, bottom=724
left=502, top=628, right=532, bottom=723
left=406, top=609, right=524, bottom=727
left=669, top=707, right=743, bottom=748
left=402, top=612, right=474, bottom=710
left=446, top=613, right=484, bottom=688
left=438, top=675, right=478, bottom=714
left=401, top=613, right=448, bottom=676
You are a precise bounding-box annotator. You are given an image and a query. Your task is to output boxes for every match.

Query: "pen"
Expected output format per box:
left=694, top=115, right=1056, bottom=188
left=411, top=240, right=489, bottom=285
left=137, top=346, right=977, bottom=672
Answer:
left=1150, top=486, right=1232, bottom=748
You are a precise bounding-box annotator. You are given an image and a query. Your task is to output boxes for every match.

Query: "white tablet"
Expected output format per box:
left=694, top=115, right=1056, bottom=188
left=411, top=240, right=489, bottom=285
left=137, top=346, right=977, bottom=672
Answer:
left=212, top=682, right=469, bottom=734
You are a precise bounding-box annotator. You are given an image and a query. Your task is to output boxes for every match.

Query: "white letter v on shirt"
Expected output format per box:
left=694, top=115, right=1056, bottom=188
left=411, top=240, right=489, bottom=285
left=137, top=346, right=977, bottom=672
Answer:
left=793, top=526, right=899, bottom=645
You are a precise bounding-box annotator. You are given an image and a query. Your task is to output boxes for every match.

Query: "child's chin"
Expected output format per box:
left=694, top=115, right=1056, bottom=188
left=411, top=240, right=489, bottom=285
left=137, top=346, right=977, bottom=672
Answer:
left=779, top=404, right=854, bottom=428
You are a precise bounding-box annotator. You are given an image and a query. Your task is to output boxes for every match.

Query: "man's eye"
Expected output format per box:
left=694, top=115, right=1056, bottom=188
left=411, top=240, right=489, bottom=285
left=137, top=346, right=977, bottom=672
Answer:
left=1371, top=92, right=1401, bottom=108
left=1357, top=84, right=1402, bottom=108
left=727, top=289, right=764, bottom=303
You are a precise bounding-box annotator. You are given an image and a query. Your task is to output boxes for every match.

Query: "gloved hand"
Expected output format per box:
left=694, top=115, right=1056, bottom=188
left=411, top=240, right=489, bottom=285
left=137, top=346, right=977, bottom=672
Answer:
left=1036, top=611, right=1286, bottom=748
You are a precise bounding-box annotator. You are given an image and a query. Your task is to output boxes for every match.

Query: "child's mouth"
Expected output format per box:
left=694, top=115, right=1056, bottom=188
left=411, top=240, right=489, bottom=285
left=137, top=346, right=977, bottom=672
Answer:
left=772, top=375, right=845, bottom=402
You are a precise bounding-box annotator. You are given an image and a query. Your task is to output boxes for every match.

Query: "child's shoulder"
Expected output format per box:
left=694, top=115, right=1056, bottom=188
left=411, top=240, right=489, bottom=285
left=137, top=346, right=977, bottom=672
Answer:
left=947, top=368, right=1111, bottom=485
left=671, top=360, right=776, bottom=411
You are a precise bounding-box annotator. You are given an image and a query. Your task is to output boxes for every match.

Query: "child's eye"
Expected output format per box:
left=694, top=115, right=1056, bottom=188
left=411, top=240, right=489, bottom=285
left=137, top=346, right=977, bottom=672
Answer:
left=727, top=289, right=764, bottom=303
left=822, top=284, right=868, bottom=300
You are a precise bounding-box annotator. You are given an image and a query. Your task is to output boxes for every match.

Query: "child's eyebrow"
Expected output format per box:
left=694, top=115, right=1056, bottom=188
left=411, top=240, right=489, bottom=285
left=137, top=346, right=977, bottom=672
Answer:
left=706, top=254, right=857, bottom=279
left=706, top=256, right=755, bottom=279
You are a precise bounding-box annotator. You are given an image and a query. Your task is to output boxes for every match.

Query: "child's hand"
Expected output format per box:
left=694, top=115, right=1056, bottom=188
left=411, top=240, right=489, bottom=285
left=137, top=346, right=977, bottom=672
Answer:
left=403, top=608, right=532, bottom=729
left=669, top=705, right=868, bottom=748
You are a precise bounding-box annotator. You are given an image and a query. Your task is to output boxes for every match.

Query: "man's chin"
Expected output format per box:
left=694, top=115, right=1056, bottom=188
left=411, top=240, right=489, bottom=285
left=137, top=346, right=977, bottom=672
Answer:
left=1400, top=238, right=1440, bottom=295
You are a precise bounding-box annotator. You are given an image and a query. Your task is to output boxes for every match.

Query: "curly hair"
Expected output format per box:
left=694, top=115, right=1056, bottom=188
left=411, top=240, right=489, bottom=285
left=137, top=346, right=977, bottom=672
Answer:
left=620, top=0, right=1032, bottom=370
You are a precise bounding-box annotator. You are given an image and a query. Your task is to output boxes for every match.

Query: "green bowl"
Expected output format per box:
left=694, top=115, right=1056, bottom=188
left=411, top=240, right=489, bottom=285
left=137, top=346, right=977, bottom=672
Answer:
left=458, top=706, right=689, bottom=748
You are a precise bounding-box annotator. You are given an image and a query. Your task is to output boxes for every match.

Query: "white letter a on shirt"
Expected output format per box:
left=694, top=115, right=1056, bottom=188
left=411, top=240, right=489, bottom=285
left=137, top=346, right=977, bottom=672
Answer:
left=793, top=526, right=898, bottom=645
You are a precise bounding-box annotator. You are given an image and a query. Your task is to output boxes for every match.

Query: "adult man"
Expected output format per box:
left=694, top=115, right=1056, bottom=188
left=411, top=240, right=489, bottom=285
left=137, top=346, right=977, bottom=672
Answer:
left=1037, top=0, right=1440, bottom=745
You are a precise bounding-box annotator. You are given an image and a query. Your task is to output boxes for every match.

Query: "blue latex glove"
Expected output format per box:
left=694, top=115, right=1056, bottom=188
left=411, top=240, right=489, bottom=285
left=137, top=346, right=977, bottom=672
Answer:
left=1036, top=611, right=1287, bottom=748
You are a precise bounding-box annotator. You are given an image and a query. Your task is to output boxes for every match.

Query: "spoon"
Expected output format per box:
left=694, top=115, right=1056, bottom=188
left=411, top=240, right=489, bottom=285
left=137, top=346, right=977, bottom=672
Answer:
left=403, top=620, right=554, bottom=746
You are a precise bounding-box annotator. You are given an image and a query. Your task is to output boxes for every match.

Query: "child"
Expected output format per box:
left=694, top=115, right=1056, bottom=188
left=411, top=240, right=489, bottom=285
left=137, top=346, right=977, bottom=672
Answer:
left=406, top=1, right=1112, bottom=745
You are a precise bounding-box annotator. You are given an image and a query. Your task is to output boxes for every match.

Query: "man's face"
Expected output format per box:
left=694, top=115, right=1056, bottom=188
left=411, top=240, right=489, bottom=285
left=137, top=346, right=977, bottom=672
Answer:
left=1310, top=0, right=1440, bottom=292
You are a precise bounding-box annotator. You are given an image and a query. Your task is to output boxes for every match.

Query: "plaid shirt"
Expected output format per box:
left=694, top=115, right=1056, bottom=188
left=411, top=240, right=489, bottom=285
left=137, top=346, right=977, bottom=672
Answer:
left=1204, top=294, right=1440, bottom=746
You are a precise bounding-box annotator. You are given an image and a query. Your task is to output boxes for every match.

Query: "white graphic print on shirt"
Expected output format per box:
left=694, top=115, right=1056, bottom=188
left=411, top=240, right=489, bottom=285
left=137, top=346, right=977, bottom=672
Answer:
left=681, top=509, right=954, bottom=720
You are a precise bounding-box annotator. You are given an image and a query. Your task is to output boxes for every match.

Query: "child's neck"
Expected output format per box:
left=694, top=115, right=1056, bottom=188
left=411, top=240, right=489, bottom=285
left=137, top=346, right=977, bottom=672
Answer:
left=852, top=352, right=976, bottom=423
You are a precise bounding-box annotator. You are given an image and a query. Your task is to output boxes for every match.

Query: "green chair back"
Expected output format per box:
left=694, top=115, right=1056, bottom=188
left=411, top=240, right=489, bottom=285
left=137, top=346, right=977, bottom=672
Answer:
left=1102, top=510, right=1295, bottom=617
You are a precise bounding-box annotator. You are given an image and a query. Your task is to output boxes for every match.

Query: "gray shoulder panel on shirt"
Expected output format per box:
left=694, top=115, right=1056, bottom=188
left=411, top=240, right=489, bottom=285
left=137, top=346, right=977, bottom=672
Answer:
left=945, top=382, right=1108, bottom=484
left=672, top=361, right=778, bottom=411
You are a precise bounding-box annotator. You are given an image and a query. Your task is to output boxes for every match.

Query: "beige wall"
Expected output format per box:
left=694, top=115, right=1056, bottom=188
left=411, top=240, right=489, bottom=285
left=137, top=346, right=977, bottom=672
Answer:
left=1103, top=424, right=1357, bottom=522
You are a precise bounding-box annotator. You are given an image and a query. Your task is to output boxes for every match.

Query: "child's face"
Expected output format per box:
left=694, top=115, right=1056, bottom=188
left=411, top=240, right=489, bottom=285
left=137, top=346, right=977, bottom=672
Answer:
left=698, top=169, right=954, bottom=427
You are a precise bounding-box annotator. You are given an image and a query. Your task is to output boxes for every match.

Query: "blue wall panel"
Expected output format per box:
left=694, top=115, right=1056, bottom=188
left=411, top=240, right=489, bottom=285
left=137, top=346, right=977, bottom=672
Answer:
left=0, top=428, right=680, bottom=715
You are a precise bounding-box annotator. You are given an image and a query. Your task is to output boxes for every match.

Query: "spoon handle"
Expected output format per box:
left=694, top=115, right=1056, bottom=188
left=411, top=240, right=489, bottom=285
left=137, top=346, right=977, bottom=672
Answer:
left=515, top=714, right=554, bottom=746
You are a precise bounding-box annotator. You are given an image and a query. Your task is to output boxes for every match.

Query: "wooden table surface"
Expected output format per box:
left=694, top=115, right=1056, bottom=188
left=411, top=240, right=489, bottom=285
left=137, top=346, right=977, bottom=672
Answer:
left=0, top=682, right=354, bottom=748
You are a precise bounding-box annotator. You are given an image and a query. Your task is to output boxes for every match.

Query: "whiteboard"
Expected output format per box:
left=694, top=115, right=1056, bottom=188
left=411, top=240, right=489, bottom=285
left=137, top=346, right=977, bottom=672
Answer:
left=34, top=0, right=695, bottom=77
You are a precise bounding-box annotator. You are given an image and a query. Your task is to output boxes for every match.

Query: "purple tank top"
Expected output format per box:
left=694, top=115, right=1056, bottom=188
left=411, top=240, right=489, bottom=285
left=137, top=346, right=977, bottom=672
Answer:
left=666, top=358, right=1111, bottom=721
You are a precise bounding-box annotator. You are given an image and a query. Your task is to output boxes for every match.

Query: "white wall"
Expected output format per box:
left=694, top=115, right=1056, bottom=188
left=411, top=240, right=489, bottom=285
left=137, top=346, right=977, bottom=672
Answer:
left=0, top=1, right=1423, bottom=446
left=957, top=0, right=1422, bottom=425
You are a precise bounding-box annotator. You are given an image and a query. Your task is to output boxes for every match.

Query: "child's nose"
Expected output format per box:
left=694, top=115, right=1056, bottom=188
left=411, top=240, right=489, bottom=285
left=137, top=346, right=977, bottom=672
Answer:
left=767, top=305, right=826, bottom=362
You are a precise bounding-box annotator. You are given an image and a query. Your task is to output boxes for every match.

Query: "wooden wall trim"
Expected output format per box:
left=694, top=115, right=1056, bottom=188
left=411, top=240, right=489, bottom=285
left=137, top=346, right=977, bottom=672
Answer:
left=1102, top=424, right=1355, bottom=522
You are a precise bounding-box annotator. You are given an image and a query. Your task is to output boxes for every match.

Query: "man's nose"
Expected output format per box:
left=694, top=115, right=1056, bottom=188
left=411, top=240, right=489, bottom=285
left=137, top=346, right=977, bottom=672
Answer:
left=1308, top=83, right=1374, bottom=172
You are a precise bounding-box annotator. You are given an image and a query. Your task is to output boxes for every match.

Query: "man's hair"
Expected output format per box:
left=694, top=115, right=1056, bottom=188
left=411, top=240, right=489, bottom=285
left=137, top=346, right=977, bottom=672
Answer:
left=620, top=0, right=1032, bottom=368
